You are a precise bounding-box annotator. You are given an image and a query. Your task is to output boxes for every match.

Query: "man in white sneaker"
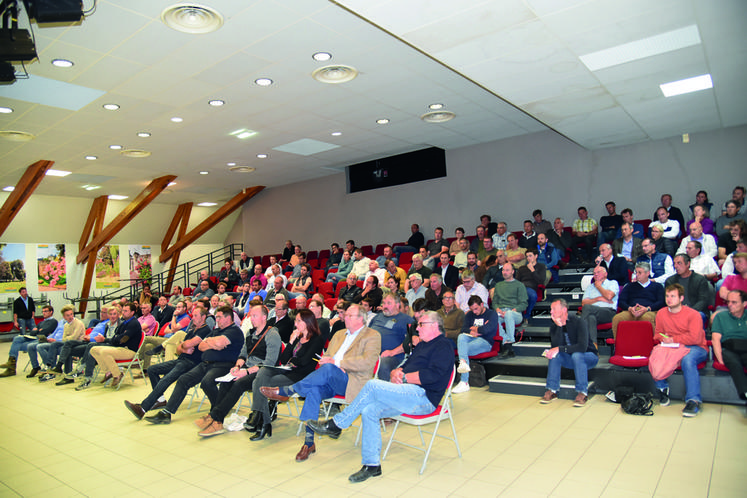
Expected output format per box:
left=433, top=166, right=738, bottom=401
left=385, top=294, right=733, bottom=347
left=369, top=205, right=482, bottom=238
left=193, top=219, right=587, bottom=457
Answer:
left=453, top=295, right=498, bottom=394
left=540, top=299, right=598, bottom=407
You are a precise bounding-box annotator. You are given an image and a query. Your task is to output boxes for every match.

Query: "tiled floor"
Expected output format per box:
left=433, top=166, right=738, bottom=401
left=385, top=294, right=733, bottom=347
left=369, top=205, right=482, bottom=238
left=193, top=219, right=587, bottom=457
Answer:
left=0, top=341, right=745, bottom=497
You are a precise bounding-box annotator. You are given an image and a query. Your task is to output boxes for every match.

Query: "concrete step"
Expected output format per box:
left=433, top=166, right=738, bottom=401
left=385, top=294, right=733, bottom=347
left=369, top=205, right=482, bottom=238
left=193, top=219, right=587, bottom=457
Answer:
left=513, top=341, right=551, bottom=357
left=522, top=325, right=550, bottom=340
left=488, top=374, right=595, bottom=400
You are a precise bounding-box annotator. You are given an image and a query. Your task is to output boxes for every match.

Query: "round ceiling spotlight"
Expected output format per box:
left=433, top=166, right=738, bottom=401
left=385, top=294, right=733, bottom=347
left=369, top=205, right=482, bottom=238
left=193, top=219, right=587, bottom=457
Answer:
left=229, top=166, right=256, bottom=173
left=208, top=99, right=225, bottom=107
left=170, top=117, right=183, bottom=123
left=102, top=103, right=120, bottom=110
left=256, top=154, right=268, bottom=159
left=51, top=59, right=74, bottom=68
left=0, top=107, right=13, bottom=113
left=254, top=78, right=273, bottom=86
left=109, top=144, right=123, bottom=150
left=85, top=155, right=97, bottom=160
left=120, top=149, right=151, bottom=158
left=420, top=110, right=456, bottom=123
left=161, top=3, right=224, bottom=34
left=137, top=131, right=151, bottom=138
left=0, top=130, right=35, bottom=142
left=312, top=52, right=332, bottom=62
left=376, top=119, right=390, bottom=125
left=428, top=103, right=444, bottom=110
left=311, top=64, right=358, bottom=84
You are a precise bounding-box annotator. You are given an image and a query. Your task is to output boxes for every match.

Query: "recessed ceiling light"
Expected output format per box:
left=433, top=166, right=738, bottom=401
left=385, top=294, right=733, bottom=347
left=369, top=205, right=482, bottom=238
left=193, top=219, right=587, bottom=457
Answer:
left=137, top=131, right=151, bottom=138
left=46, top=169, right=71, bottom=177
left=208, top=99, right=225, bottom=107
left=428, top=103, right=444, bottom=110
left=229, top=166, right=256, bottom=173
left=198, top=202, right=217, bottom=207
left=312, top=52, right=332, bottom=62
left=109, top=144, right=123, bottom=150
left=120, top=149, right=151, bottom=158
left=256, top=154, right=268, bottom=159
left=85, top=155, right=97, bottom=160
left=81, top=184, right=100, bottom=191
left=376, top=119, right=390, bottom=125
left=170, top=117, right=183, bottom=123
left=0, top=107, right=13, bottom=113
left=199, top=171, right=209, bottom=175
left=229, top=128, right=256, bottom=139
left=0, top=130, right=35, bottom=142
left=660, top=74, right=713, bottom=97
left=331, top=131, right=342, bottom=136
left=167, top=182, right=177, bottom=187
left=580, top=25, right=701, bottom=72
left=108, top=195, right=128, bottom=200
left=226, top=162, right=236, bottom=166
left=102, top=103, right=120, bottom=110
left=51, top=58, right=74, bottom=68
left=3, top=186, right=14, bottom=192
left=255, top=78, right=273, bottom=86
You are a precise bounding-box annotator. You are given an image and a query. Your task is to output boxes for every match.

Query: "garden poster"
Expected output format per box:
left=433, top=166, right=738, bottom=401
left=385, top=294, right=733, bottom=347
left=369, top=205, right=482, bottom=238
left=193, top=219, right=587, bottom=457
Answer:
left=95, top=245, right=120, bottom=289
left=0, top=243, right=26, bottom=293
left=37, top=244, right=67, bottom=291
left=129, top=245, right=152, bottom=285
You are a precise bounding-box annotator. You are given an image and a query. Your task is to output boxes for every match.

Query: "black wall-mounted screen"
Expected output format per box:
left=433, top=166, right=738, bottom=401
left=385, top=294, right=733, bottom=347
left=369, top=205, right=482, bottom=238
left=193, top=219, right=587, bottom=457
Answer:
left=346, top=147, right=446, bottom=193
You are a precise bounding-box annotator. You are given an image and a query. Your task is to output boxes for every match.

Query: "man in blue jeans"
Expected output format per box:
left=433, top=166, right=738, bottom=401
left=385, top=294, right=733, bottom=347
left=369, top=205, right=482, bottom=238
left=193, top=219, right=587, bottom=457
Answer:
left=307, top=310, right=453, bottom=483
left=651, top=284, right=708, bottom=417
left=452, top=295, right=498, bottom=393
left=540, top=298, right=599, bottom=407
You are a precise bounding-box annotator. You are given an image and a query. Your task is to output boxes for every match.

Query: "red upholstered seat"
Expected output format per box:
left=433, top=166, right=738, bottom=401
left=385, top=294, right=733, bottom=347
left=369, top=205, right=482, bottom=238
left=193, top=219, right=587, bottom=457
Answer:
left=713, top=360, right=747, bottom=373
left=469, top=337, right=502, bottom=360
left=608, top=321, right=654, bottom=368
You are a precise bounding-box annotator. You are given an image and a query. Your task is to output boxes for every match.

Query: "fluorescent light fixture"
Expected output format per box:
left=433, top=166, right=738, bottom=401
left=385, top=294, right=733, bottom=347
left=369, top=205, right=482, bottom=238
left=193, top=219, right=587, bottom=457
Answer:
left=255, top=78, right=273, bottom=86
left=579, top=25, right=701, bottom=72
left=660, top=74, right=713, bottom=97
left=312, top=52, right=332, bottom=62
left=85, top=155, right=97, bottom=160
left=109, top=144, right=123, bottom=150
left=170, top=117, right=183, bottom=123
left=108, top=195, right=128, bottom=200
left=46, top=169, right=71, bottom=177
left=82, top=184, right=100, bottom=191
left=429, top=103, right=444, bottom=110
left=256, top=154, right=268, bottom=159
left=198, top=202, right=217, bottom=207
left=331, top=131, right=342, bottom=136
left=199, top=171, right=209, bottom=175
left=51, top=59, right=74, bottom=68
left=102, top=103, right=120, bottom=110
left=229, top=128, right=256, bottom=139
left=376, top=118, right=390, bottom=125
left=226, top=162, right=236, bottom=166
left=167, top=182, right=177, bottom=187
left=137, top=131, right=151, bottom=138
left=3, top=186, right=14, bottom=192
left=0, top=107, right=13, bottom=113
left=208, top=99, right=225, bottom=106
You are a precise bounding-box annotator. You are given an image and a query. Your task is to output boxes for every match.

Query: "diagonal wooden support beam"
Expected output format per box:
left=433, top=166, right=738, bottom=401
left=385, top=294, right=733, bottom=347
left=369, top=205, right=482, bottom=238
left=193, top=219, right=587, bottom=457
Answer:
left=0, top=160, right=54, bottom=237
left=77, top=196, right=108, bottom=316
left=162, top=203, right=192, bottom=292
left=77, top=175, right=177, bottom=264
left=160, top=186, right=265, bottom=263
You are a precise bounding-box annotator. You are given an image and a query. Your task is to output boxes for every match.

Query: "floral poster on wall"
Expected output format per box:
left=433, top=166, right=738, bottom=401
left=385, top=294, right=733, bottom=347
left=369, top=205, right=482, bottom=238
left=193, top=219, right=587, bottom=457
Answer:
left=129, top=245, right=152, bottom=285
left=37, top=244, right=67, bottom=291
left=95, top=244, right=120, bottom=289
left=0, top=243, right=26, bottom=293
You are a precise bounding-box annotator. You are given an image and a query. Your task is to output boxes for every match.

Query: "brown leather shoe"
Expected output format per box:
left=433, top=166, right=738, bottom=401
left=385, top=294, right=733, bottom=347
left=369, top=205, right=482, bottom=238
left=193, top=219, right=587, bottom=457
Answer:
left=295, top=443, right=316, bottom=462
left=100, top=372, right=113, bottom=384
left=194, top=414, right=213, bottom=430
left=152, top=399, right=167, bottom=410
left=110, top=375, right=124, bottom=388
left=124, top=400, right=145, bottom=420
left=260, top=386, right=289, bottom=402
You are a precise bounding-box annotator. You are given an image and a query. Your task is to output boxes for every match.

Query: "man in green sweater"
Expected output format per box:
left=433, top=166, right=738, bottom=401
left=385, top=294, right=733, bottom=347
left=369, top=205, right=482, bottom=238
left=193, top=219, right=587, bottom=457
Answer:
left=490, top=264, right=528, bottom=358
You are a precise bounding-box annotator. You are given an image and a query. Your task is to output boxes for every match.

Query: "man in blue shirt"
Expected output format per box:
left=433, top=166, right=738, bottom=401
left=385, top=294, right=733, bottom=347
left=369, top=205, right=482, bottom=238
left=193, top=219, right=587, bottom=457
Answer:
left=369, top=293, right=414, bottom=380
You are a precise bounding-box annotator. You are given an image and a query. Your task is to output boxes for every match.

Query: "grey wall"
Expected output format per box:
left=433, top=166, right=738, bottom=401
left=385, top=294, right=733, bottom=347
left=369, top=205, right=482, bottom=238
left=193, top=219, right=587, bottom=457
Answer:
left=227, top=125, right=747, bottom=256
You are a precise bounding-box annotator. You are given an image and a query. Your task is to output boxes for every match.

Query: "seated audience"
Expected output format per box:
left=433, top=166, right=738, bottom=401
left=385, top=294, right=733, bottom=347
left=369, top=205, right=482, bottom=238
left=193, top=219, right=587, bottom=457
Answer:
left=455, top=270, right=489, bottom=313
left=596, top=243, right=629, bottom=287
left=599, top=201, right=623, bottom=247
left=678, top=221, right=717, bottom=259
left=394, top=224, right=425, bottom=255
left=452, top=295, right=498, bottom=393
left=532, top=209, right=551, bottom=235
left=491, top=263, right=528, bottom=358
left=580, top=266, right=619, bottom=344
left=518, top=220, right=538, bottom=250
left=369, top=293, right=414, bottom=380
left=571, top=206, right=598, bottom=263
left=611, top=262, right=664, bottom=337
left=650, top=206, right=680, bottom=240
left=438, top=290, right=465, bottom=347
left=653, top=194, right=685, bottom=237
left=711, top=290, right=747, bottom=410
left=685, top=241, right=720, bottom=281
left=612, top=222, right=644, bottom=267
left=637, top=238, right=675, bottom=284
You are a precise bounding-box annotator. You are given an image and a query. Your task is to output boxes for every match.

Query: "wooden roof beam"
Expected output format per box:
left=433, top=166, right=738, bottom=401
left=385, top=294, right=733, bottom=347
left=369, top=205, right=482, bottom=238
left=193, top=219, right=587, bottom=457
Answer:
left=160, top=186, right=264, bottom=263
left=77, top=175, right=176, bottom=264
left=0, top=160, right=54, bottom=237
